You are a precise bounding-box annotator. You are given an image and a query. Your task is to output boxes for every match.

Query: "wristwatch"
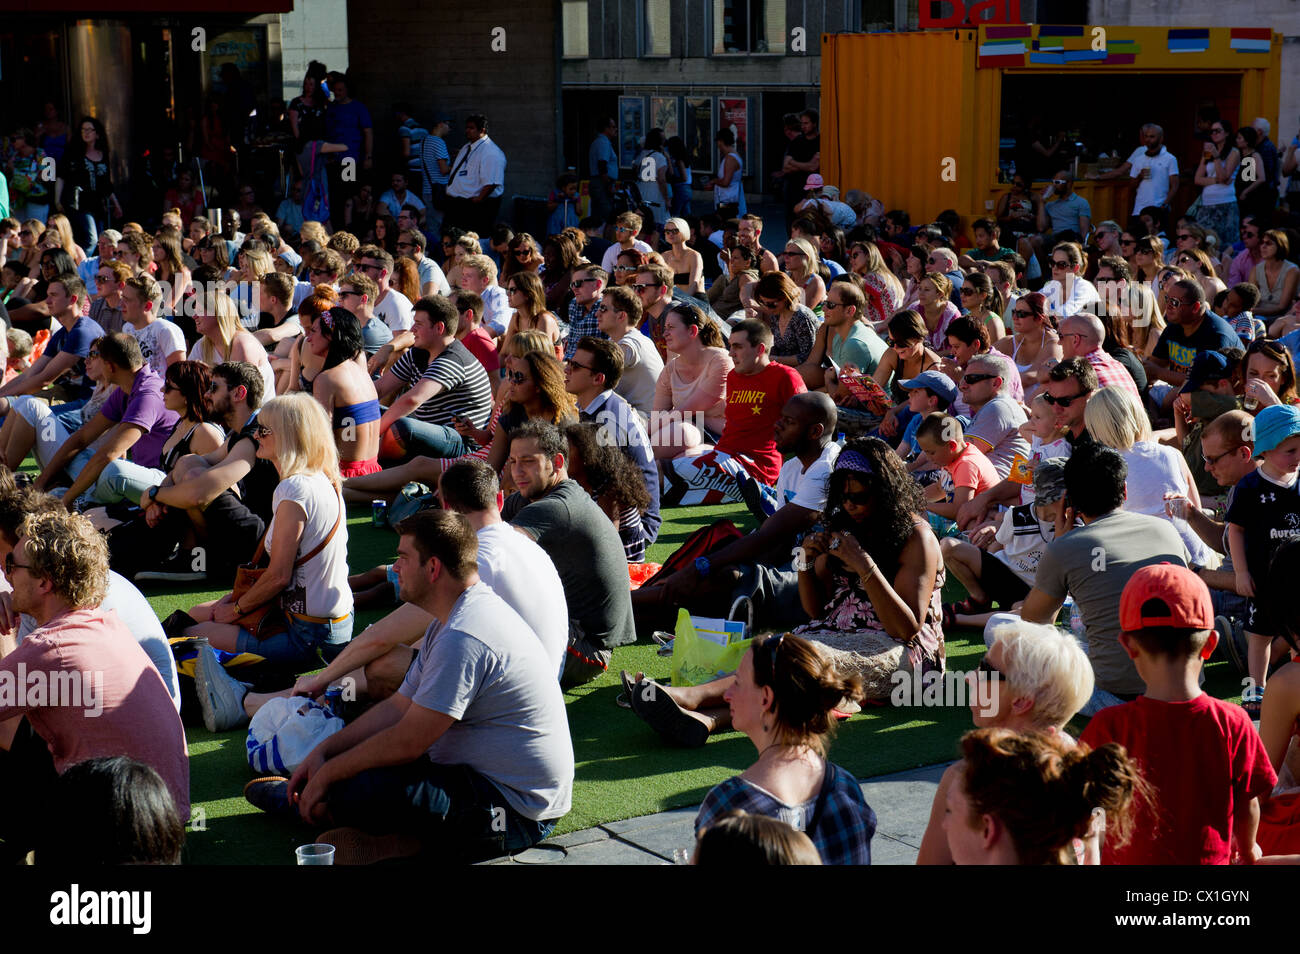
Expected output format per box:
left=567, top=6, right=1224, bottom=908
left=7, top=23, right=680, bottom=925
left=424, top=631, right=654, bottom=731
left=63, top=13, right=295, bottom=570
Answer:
left=694, top=556, right=712, bottom=578
left=147, top=485, right=160, bottom=504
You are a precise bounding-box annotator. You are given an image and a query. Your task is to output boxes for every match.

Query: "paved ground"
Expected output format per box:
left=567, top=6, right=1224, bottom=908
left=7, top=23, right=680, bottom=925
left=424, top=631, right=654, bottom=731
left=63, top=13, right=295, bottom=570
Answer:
left=481, top=762, right=948, bottom=865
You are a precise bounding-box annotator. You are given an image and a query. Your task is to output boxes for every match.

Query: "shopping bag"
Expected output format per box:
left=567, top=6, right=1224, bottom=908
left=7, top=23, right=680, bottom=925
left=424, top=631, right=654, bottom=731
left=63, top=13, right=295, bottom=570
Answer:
left=669, top=607, right=752, bottom=687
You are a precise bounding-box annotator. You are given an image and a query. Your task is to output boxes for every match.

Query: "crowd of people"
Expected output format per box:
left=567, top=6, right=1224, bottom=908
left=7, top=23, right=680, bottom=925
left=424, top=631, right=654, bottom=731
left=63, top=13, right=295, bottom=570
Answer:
left=0, top=80, right=1299, bottom=868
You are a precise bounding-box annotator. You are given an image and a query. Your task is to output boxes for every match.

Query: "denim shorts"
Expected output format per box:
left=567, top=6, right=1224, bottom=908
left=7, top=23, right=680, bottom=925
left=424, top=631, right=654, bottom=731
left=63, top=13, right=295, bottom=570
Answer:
left=236, top=610, right=354, bottom=668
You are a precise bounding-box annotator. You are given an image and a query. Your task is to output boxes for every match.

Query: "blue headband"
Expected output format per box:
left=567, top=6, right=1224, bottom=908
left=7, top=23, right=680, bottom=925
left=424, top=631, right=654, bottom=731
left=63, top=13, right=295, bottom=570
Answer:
left=835, top=450, right=874, bottom=475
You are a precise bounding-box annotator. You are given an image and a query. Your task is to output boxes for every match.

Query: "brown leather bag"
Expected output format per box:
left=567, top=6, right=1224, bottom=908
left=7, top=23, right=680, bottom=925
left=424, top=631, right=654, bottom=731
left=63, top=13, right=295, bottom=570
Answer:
left=232, top=491, right=343, bottom=639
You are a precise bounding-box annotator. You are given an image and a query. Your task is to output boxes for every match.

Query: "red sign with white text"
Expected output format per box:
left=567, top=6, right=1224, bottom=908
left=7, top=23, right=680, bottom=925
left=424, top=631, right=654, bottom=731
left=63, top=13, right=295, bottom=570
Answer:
left=919, top=0, right=1023, bottom=29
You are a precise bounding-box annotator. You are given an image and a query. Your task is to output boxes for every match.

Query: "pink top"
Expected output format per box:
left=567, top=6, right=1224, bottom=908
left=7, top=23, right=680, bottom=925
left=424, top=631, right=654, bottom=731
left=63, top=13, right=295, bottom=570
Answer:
left=0, top=607, right=190, bottom=818
left=654, top=346, right=733, bottom=436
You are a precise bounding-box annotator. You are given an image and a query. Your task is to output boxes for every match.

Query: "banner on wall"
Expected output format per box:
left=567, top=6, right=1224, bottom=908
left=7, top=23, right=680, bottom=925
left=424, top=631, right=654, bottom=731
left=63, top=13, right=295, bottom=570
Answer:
left=719, top=97, right=748, bottom=168
left=650, top=96, right=681, bottom=140
left=685, top=96, right=714, bottom=173
left=619, top=96, right=645, bottom=168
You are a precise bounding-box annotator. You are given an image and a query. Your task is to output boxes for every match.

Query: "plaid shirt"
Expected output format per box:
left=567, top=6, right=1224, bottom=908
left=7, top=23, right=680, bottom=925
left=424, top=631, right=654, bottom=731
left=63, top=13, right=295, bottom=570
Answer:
left=695, top=763, right=876, bottom=864
left=565, top=299, right=603, bottom=360
left=1084, top=347, right=1141, bottom=400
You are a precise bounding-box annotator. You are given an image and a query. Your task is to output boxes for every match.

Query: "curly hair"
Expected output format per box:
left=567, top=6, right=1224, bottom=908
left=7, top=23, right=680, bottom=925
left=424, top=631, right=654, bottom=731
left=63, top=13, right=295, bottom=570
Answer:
left=19, top=509, right=110, bottom=608
left=563, top=422, right=651, bottom=516
left=826, top=436, right=926, bottom=573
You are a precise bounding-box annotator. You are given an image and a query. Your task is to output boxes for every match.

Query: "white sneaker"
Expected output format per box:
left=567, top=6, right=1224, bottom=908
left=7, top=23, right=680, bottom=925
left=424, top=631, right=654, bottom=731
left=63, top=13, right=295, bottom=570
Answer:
left=194, top=638, right=250, bottom=733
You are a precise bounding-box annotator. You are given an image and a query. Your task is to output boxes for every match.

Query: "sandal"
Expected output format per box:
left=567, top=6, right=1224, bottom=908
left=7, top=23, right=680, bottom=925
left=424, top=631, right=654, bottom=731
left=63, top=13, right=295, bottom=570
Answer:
left=628, top=678, right=710, bottom=748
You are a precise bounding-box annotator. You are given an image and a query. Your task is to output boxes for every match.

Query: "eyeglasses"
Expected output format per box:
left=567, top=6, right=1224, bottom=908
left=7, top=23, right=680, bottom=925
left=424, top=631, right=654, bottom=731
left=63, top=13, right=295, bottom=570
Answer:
left=663, top=227, right=680, bottom=234
left=506, top=370, right=528, bottom=384
left=395, top=242, right=414, bottom=249
left=506, top=286, right=520, bottom=294
left=1043, top=390, right=1090, bottom=407
left=95, top=275, right=113, bottom=283
left=1203, top=447, right=1237, bottom=466
left=612, top=265, right=639, bottom=273
left=822, top=299, right=845, bottom=310
left=631, top=283, right=656, bottom=292
left=1051, top=259, right=1071, bottom=269
left=87, top=350, right=100, bottom=359
left=205, top=381, right=222, bottom=393
left=960, top=286, right=978, bottom=295
left=339, top=289, right=361, bottom=299
left=1211, top=127, right=1226, bottom=135
left=514, top=249, right=531, bottom=257
left=565, top=358, right=593, bottom=373
left=1177, top=234, right=1194, bottom=242
left=782, top=250, right=806, bottom=258
left=1012, top=309, right=1036, bottom=319
left=309, top=267, right=330, bottom=275
left=1052, top=179, right=1068, bottom=186
left=962, top=373, right=997, bottom=385
left=358, top=263, right=383, bottom=273
left=926, top=257, right=942, bottom=265
left=1119, top=239, right=1136, bottom=247
left=757, top=297, right=784, bottom=310
left=253, top=423, right=274, bottom=438
left=1164, top=297, right=1186, bottom=308
left=570, top=278, right=598, bottom=289
left=1242, top=229, right=1259, bottom=237
left=3, top=554, right=33, bottom=577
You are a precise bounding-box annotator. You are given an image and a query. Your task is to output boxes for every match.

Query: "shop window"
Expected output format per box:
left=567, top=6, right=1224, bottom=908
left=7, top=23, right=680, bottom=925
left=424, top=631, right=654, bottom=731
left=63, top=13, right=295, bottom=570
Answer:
left=642, top=0, right=671, bottom=56
left=858, top=0, right=898, bottom=32
left=713, top=0, right=785, bottom=54
left=563, top=0, right=589, bottom=58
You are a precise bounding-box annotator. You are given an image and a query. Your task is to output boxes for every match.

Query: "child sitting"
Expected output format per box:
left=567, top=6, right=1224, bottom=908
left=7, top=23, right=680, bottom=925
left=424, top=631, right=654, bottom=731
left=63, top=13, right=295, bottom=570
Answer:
left=893, top=369, right=964, bottom=468
left=1079, top=564, right=1276, bottom=864
left=916, top=412, right=999, bottom=525
left=1013, top=392, right=1071, bottom=504
left=1221, top=283, right=1266, bottom=343
left=940, top=457, right=1065, bottom=628
left=1226, top=404, right=1300, bottom=716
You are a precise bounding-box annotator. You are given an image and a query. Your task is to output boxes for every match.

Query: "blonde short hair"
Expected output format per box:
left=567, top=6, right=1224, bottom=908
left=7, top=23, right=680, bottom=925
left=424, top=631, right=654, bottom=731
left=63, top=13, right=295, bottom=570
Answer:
left=300, top=221, right=328, bottom=246
left=194, top=289, right=243, bottom=366
left=19, top=510, right=109, bottom=609
left=1083, top=385, right=1151, bottom=451
left=501, top=329, right=553, bottom=361
left=258, top=393, right=341, bottom=488
left=991, top=621, right=1094, bottom=728
left=666, top=217, right=691, bottom=241
left=460, top=253, right=498, bottom=283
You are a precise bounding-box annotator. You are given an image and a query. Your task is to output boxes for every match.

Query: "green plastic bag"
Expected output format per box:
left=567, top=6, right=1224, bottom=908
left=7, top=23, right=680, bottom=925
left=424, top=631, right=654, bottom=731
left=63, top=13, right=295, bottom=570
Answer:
left=669, top=608, right=752, bottom=687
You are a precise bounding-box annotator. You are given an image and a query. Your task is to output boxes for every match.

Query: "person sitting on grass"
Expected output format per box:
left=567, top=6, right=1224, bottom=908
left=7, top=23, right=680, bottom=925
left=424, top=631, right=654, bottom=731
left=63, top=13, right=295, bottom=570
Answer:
left=943, top=727, right=1143, bottom=865
left=939, top=458, right=1065, bottom=630
left=1079, top=563, right=1276, bottom=864
left=563, top=421, right=652, bottom=564
left=917, top=620, right=1095, bottom=864
left=693, top=632, right=876, bottom=865
left=914, top=411, right=999, bottom=529
left=244, top=509, right=574, bottom=866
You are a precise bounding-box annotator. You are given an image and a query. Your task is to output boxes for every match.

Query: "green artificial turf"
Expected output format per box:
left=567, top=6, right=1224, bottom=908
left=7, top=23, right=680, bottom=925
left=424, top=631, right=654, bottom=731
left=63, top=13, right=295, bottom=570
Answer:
left=144, top=499, right=1250, bottom=864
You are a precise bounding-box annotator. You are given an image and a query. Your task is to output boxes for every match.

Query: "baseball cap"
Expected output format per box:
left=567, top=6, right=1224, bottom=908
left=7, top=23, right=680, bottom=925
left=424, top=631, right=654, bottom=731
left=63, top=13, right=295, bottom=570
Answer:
left=822, top=185, right=841, bottom=199
left=1252, top=403, right=1300, bottom=457
left=1179, top=350, right=1231, bottom=394
left=804, top=173, right=825, bottom=191
left=898, top=369, right=959, bottom=406
left=101, top=228, right=123, bottom=245
left=1118, top=563, right=1213, bottom=632
left=1032, top=456, right=1068, bottom=505
left=277, top=248, right=303, bottom=270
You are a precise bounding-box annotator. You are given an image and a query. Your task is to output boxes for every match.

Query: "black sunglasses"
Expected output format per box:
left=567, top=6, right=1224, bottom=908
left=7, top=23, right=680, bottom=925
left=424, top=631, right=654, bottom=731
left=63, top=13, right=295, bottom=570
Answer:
left=962, top=373, right=996, bottom=385
left=841, top=489, right=873, bottom=505
left=506, top=370, right=528, bottom=384
left=1043, top=390, right=1090, bottom=407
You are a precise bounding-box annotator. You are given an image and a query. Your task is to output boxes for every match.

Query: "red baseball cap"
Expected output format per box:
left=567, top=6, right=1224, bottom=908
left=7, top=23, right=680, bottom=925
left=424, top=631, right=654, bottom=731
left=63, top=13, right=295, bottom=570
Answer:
left=1118, top=563, right=1213, bottom=632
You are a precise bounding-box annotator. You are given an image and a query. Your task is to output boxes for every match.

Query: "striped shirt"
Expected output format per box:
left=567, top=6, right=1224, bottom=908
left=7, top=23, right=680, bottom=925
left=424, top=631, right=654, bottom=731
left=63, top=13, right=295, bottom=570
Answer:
left=391, top=339, right=493, bottom=430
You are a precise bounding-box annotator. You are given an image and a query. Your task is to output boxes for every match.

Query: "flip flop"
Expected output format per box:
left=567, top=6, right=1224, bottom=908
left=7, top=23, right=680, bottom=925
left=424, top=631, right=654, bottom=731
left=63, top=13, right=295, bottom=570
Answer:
left=629, top=679, right=710, bottom=748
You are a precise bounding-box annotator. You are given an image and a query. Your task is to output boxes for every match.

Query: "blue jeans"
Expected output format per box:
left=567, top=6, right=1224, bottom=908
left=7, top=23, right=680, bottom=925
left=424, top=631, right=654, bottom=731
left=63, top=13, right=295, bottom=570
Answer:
left=94, top=458, right=165, bottom=506
left=391, top=417, right=467, bottom=459
left=236, top=610, right=354, bottom=668
left=326, top=759, right=556, bottom=862
left=69, top=210, right=101, bottom=252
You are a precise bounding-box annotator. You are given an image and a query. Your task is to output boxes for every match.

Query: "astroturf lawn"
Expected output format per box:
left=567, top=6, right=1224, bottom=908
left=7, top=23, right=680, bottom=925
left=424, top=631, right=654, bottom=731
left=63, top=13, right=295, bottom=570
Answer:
left=122, top=498, right=1249, bottom=865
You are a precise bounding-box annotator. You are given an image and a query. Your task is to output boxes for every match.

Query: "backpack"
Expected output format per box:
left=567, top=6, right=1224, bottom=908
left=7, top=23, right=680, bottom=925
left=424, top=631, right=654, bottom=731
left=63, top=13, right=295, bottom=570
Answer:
left=640, top=519, right=743, bottom=589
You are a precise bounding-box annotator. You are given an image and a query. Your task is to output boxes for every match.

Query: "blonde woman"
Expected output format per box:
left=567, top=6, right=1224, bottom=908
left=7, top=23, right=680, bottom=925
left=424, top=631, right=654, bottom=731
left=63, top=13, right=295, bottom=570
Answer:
left=502, top=270, right=562, bottom=356
left=151, top=228, right=191, bottom=314
left=186, top=392, right=353, bottom=668
left=233, top=240, right=275, bottom=326
left=1119, top=281, right=1165, bottom=357
left=781, top=237, right=825, bottom=312
left=45, top=212, right=86, bottom=267
left=18, top=219, right=45, bottom=273
left=848, top=240, right=904, bottom=326
left=662, top=217, right=704, bottom=296
left=188, top=288, right=276, bottom=397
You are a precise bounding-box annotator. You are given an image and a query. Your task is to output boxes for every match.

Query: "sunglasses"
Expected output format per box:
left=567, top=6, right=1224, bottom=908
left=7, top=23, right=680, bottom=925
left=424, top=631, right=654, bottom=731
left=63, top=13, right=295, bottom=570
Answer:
left=782, top=250, right=806, bottom=258
left=87, top=350, right=100, bottom=359
left=631, top=283, right=657, bottom=292
left=395, top=242, right=413, bottom=249
left=1120, top=239, right=1136, bottom=247
left=95, top=275, right=113, bottom=283
left=253, top=423, right=274, bottom=438
left=1164, top=297, right=1186, bottom=308
left=339, top=289, right=361, bottom=299
left=757, top=297, right=785, bottom=310
left=1242, top=230, right=1259, bottom=238
left=1012, top=309, right=1036, bottom=319
left=506, top=286, right=520, bottom=294
left=1052, top=178, right=1068, bottom=186
left=507, top=370, right=528, bottom=384
left=205, top=381, right=222, bottom=393
left=1051, top=259, right=1071, bottom=269
left=822, top=300, right=845, bottom=310
left=962, top=373, right=997, bottom=386
left=514, top=249, right=531, bottom=257
left=762, top=633, right=786, bottom=683
left=565, top=358, right=594, bottom=373
left=570, top=278, right=598, bottom=288
left=1043, top=390, right=1090, bottom=407
left=162, top=382, right=178, bottom=393
left=613, top=265, right=638, bottom=273
left=960, top=286, right=978, bottom=295
left=1177, top=234, right=1194, bottom=241
left=841, top=490, right=873, bottom=505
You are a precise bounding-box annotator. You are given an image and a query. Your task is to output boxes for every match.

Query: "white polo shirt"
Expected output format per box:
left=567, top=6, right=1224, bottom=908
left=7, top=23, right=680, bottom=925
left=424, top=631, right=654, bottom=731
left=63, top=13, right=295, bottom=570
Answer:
left=446, top=136, right=507, bottom=200
left=1126, top=145, right=1180, bottom=215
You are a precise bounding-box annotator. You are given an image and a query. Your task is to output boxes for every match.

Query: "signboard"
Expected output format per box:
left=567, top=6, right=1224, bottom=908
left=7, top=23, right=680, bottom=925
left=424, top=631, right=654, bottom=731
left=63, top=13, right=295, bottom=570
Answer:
left=921, top=0, right=1023, bottom=29
left=618, top=95, right=645, bottom=168
left=718, top=97, right=748, bottom=168
left=685, top=96, right=714, bottom=172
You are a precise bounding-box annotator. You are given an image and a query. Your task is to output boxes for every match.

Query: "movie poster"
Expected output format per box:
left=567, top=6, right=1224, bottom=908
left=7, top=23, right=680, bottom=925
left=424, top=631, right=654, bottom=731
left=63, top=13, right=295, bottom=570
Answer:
left=650, top=97, right=680, bottom=140
left=618, top=96, right=645, bottom=168
left=685, top=97, right=714, bottom=172
left=719, top=97, right=748, bottom=167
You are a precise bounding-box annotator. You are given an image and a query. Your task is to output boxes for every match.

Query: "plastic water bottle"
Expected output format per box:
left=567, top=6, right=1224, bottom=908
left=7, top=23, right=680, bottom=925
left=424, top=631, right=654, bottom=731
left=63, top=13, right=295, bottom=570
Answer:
left=835, top=431, right=846, bottom=447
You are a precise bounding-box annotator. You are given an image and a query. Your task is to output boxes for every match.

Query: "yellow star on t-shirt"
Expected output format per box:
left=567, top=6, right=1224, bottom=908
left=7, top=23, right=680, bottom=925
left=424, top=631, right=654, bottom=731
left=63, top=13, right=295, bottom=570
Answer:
left=752, top=405, right=763, bottom=415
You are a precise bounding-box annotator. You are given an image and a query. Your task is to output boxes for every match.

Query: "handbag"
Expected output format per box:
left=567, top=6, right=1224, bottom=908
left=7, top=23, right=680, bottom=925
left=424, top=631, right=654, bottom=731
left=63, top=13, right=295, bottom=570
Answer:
left=232, top=490, right=343, bottom=638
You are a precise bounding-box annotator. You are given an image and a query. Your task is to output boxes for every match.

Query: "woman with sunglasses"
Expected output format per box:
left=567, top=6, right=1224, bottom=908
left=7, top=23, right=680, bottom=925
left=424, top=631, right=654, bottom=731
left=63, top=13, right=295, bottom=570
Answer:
left=1252, top=229, right=1300, bottom=318
left=188, top=288, right=276, bottom=398
left=661, top=218, right=704, bottom=297
left=185, top=392, right=352, bottom=670
left=847, top=241, right=903, bottom=327
left=84, top=360, right=225, bottom=522
left=750, top=271, right=817, bottom=366
left=1038, top=242, right=1099, bottom=320
left=781, top=238, right=826, bottom=313
left=958, top=270, right=1006, bottom=341
left=1176, top=247, right=1227, bottom=303
left=611, top=247, right=648, bottom=288
left=196, top=234, right=236, bottom=282
left=792, top=437, right=945, bottom=700
left=502, top=271, right=562, bottom=358
left=691, top=632, right=876, bottom=865
left=872, top=310, right=943, bottom=438
left=917, top=621, right=1096, bottom=864
left=501, top=232, right=543, bottom=284
left=1132, top=235, right=1164, bottom=289
left=650, top=303, right=732, bottom=460
left=1118, top=230, right=1139, bottom=268
left=941, top=727, right=1142, bottom=866
left=17, top=219, right=45, bottom=275
left=301, top=305, right=382, bottom=478
left=915, top=271, right=960, bottom=351
left=1193, top=122, right=1241, bottom=248
left=899, top=245, right=928, bottom=312
left=993, top=291, right=1061, bottom=398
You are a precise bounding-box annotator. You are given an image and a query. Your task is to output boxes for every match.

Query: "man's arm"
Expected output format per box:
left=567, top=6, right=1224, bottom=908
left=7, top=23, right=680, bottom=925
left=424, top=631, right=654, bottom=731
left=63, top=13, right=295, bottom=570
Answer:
left=706, top=502, right=819, bottom=570
left=1077, top=212, right=1092, bottom=236
left=1019, top=586, right=1065, bottom=625
left=1093, top=160, right=1133, bottom=181
left=1167, top=174, right=1180, bottom=203
left=51, top=421, right=145, bottom=506
left=957, top=476, right=1020, bottom=529
left=377, top=376, right=444, bottom=433
left=36, top=411, right=114, bottom=488
left=1184, top=504, right=1225, bottom=554
left=153, top=436, right=254, bottom=510
left=254, top=322, right=301, bottom=348
left=369, top=331, right=415, bottom=377
left=0, top=351, right=76, bottom=398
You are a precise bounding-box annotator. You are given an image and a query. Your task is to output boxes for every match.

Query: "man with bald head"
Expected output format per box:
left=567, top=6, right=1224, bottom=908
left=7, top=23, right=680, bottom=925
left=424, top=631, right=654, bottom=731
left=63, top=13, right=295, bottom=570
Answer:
left=632, top=391, right=839, bottom=629
left=1059, top=311, right=1142, bottom=400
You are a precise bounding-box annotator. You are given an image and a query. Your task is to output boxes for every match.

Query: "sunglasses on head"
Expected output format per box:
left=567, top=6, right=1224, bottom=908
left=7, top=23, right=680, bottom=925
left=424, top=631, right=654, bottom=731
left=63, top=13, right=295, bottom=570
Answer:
left=1043, top=390, right=1089, bottom=407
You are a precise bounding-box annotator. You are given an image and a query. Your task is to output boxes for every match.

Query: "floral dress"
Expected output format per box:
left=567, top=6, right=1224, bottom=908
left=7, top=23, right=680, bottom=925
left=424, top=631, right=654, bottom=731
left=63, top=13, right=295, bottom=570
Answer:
left=793, top=542, right=946, bottom=700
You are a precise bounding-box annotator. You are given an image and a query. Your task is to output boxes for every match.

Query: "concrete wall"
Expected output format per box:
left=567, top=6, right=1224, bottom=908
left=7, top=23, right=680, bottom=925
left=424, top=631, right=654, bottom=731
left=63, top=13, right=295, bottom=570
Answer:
left=1090, top=0, right=1300, bottom=142
left=343, top=0, right=559, bottom=198
left=279, top=0, right=350, bottom=103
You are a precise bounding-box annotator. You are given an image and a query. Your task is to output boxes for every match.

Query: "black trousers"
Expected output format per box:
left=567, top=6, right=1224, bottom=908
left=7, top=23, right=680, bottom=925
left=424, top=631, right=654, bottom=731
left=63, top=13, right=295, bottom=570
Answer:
left=444, top=195, right=502, bottom=236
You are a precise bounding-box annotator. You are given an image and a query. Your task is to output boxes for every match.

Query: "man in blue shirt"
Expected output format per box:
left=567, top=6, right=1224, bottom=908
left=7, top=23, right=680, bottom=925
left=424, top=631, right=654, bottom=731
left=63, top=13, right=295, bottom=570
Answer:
left=324, top=71, right=373, bottom=228
left=1029, top=170, right=1091, bottom=267
left=588, top=118, right=619, bottom=229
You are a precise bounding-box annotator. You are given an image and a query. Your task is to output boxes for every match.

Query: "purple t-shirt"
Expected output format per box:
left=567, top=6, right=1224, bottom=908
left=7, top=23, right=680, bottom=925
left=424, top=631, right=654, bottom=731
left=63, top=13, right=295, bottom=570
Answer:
left=99, top=366, right=179, bottom=470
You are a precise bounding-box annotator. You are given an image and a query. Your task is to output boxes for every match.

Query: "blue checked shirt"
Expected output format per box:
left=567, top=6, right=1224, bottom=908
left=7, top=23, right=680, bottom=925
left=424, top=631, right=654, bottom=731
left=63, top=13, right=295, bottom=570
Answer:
left=565, top=299, right=603, bottom=360
left=695, top=763, right=876, bottom=864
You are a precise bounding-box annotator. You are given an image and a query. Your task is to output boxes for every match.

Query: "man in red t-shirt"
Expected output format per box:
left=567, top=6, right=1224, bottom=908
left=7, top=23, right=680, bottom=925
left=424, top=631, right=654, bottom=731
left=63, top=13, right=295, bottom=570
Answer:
left=667, top=318, right=805, bottom=511
left=1079, top=564, right=1276, bottom=865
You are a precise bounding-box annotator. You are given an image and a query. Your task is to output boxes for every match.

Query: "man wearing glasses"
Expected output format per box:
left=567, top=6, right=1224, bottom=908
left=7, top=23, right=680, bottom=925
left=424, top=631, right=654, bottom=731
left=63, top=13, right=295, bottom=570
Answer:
left=396, top=228, right=451, bottom=298
left=564, top=266, right=606, bottom=361
left=1144, top=278, right=1240, bottom=411
left=89, top=260, right=129, bottom=334
left=1031, top=169, right=1091, bottom=263
left=599, top=212, right=651, bottom=274
left=1044, top=358, right=1098, bottom=448
left=1226, top=216, right=1266, bottom=287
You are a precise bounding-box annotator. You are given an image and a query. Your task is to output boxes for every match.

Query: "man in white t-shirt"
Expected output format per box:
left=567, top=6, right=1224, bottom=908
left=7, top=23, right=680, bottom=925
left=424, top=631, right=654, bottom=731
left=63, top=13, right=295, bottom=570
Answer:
left=121, top=274, right=185, bottom=377
left=597, top=284, right=663, bottom=421
left=356, top=244, right=413, bottom=333
left=1091, top=124, right=1180, bottom=216
left=600, top=211, right=653, bottom=274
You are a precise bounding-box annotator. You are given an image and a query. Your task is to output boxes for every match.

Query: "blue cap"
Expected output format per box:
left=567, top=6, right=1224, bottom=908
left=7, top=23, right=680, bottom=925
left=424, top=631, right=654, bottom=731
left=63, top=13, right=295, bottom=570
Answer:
left=899, top=369, right=959, bottom=406
left=1253, top=404, right=1300, bottom=457
left=1180, top=350, right=1231, bottom=394
left=278, top=248, right=303, bottom=270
